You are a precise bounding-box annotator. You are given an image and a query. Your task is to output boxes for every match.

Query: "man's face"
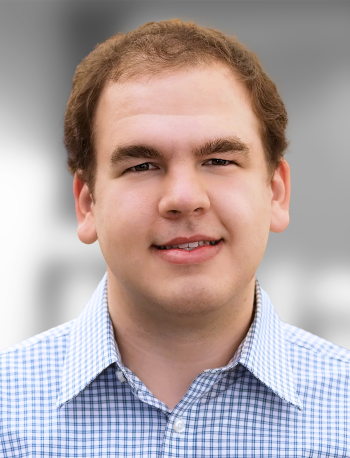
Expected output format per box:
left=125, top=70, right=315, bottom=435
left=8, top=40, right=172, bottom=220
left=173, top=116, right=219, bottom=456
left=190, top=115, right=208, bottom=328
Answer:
left=82, top=64, right=288, bottom=316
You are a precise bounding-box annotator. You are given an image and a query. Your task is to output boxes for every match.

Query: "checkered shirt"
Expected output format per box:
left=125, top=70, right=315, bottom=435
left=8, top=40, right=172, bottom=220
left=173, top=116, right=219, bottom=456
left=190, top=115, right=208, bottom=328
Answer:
left=1, top=273, right=349, bottom=457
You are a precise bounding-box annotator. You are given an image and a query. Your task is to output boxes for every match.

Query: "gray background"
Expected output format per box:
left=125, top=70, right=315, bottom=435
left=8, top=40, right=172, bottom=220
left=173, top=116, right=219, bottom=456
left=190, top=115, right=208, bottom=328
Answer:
left=0, top=0, right=349, bottom=350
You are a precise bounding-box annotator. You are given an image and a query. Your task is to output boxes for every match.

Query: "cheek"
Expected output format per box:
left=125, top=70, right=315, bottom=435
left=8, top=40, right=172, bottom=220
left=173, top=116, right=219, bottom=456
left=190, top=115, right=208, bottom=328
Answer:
left=96, top=184, right=156, bottom=243
left=213, top=178, right=271, bottom=242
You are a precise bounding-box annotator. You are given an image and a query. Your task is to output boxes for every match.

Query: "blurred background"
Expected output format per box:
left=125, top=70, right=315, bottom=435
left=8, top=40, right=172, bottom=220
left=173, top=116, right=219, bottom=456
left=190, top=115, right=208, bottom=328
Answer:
left=0, top=0, right=349, bottom=351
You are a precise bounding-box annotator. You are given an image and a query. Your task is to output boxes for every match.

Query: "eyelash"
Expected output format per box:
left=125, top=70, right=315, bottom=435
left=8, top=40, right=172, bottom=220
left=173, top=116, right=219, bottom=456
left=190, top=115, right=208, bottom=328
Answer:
left=125, top=159, right=237, bottom=174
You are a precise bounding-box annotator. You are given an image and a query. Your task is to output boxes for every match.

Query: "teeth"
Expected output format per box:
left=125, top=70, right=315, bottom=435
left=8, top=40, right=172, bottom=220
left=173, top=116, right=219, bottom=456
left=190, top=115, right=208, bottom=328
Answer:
left=158, top=240, right=220, bottom=250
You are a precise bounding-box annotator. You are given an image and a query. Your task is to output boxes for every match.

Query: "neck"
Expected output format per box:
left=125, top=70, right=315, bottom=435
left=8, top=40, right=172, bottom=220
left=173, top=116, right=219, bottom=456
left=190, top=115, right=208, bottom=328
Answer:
left=107, top=272, right=255, bottom=409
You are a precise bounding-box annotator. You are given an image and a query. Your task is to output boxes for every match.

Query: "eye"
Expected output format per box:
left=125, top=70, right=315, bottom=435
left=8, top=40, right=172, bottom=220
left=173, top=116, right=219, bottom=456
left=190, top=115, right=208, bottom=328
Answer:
left=125, top=162, right=158, bottom=173
left=205, top=159, right=237, bottom=166
left=123, top=158, right=237, bottom=174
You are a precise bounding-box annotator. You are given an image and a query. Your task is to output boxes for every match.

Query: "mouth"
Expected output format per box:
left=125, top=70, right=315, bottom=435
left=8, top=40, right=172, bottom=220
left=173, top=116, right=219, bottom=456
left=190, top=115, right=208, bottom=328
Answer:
left=152, top=238, right=224, bottom=265
left=154, top=239, right=223, bottom=251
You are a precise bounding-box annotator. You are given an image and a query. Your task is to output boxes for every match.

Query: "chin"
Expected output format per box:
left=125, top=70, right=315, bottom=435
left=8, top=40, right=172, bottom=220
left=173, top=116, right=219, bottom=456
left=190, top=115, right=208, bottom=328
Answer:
left=156, top=282, right=234, bottom=317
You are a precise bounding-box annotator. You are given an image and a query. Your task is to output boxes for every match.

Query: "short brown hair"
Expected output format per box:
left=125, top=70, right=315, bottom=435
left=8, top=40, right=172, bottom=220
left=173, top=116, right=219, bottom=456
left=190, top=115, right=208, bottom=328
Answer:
left=64, top=19, right=288, bottom=196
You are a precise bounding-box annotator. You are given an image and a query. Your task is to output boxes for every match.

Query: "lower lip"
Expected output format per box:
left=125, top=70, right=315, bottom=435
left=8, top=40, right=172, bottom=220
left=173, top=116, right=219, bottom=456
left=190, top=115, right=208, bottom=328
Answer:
left=151, top=240, right=223, bottom=265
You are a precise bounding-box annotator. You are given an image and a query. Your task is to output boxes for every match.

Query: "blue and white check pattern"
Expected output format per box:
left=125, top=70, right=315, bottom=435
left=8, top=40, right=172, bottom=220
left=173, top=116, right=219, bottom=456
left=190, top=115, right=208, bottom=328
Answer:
left=1, top=273, right=349, bottom=457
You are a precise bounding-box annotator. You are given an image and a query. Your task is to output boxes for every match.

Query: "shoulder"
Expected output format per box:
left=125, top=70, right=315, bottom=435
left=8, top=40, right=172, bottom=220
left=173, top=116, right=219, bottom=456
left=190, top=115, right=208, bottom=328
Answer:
left=0, top=320, right=73, bottom=358
left=280, top=322, right=350, bottom=427
left=0, top=321, right=74, bottom=423
left=0, top=321, right=74, bottom=385
left=283, top=321, right=350, bottom=364
left=282, top=321, right=350, bottom=404
left=0, top=322, right=74, bottom=454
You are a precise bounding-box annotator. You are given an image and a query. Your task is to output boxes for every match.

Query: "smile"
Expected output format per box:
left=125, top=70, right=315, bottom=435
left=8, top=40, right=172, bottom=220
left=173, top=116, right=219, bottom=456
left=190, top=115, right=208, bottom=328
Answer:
left=156, top=240, right=222, bottom=251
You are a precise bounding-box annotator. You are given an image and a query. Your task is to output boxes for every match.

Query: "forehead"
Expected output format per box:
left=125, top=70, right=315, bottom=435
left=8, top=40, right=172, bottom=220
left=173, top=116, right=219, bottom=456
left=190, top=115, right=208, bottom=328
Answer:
left=94, top=64, right=262, bottom=156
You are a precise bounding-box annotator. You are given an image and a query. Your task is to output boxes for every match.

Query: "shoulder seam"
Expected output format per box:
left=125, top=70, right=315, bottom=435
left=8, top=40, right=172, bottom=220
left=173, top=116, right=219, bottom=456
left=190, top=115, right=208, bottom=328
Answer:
left=286, top=335, right=350, bottom=364
left=0, top=321, right=74, bottom=356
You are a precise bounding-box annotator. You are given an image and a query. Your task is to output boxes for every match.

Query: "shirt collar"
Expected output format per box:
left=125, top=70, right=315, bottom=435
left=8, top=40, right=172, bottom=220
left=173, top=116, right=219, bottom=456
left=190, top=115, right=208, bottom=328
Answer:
left=235, top=279, right=302, bottom=410
left=57, top=272, right=119, bottom=408
left=57, top=274, right=301, bottom=410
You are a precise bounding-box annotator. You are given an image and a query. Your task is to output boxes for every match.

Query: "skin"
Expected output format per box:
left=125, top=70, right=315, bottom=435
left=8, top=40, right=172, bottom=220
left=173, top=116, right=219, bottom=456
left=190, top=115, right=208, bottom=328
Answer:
left=73, top=64, right=291, bottom=409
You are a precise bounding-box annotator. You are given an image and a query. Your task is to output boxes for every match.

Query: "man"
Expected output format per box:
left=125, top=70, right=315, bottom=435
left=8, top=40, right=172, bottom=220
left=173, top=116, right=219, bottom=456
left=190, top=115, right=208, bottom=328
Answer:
left=1, top=20, right=349, bottom=457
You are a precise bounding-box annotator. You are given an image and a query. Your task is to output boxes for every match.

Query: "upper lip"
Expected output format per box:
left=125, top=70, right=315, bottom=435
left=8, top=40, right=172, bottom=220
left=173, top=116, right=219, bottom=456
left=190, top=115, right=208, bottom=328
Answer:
left=154, top=235, right=221, bottom=246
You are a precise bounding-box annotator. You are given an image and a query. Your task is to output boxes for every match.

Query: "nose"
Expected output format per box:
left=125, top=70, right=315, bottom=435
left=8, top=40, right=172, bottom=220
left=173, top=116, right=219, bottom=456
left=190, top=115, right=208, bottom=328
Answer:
left=158, top=167, right=210, bottom=218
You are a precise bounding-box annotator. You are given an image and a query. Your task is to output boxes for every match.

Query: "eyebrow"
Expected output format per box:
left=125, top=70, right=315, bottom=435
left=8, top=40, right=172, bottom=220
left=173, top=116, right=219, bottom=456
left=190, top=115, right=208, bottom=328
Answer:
left=110, top=136, right=250, bottom=167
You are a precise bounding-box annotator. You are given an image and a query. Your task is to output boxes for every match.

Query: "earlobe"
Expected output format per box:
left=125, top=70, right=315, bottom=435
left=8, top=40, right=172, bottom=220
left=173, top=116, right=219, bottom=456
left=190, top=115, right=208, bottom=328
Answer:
left=73, top=173, right=98, bottom=244
left=269, top=159, right=291, bottom=233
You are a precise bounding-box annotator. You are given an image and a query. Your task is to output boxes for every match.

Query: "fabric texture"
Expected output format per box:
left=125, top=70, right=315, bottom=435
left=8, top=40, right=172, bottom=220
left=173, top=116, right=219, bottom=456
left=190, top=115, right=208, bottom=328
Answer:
left=0, top=273, right=349, bottom=457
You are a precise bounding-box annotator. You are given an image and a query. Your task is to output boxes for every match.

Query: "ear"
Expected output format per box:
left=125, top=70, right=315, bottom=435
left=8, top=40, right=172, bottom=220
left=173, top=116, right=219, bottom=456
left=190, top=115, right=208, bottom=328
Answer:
left=73, top=173, right=98, bottom=244
left=269, top=159, right=291, bottom=233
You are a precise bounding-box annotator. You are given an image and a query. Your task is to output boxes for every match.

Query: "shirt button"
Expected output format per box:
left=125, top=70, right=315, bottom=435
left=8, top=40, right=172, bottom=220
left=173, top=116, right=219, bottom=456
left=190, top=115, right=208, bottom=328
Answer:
left=173, top=418, right=186, bottom=433
left=115, top=370, right=126, bottom=383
